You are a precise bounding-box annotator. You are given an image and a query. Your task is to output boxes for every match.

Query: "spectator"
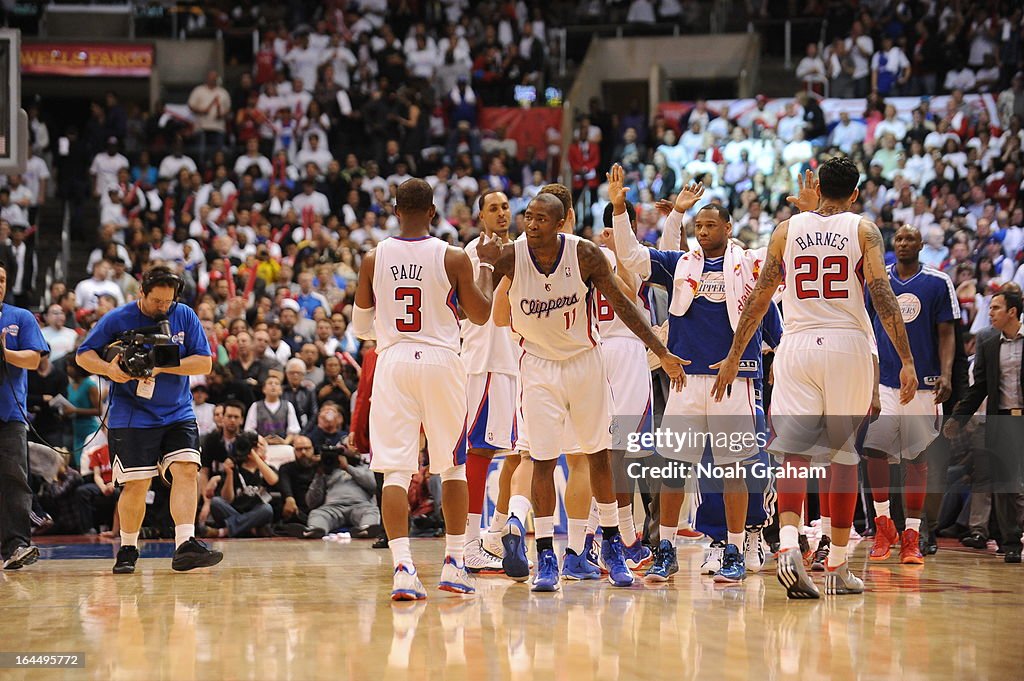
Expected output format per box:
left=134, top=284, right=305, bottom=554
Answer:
left=245, top=374, right=301, bottom=444
left=871, top=35, right=910, bottom=97
left=626, top=0, right=656, bottom=23
left=188, top=71, right=232, bottom=160
left=283, top=357, right=319, bottom=432
left=796, top=43, right=828, bottom=93
left=88, top=137, right=129, bottom=198
left=40, top=304, right=78, bottom=362
left=845, top=21, right=874, bottom=98
left=227, top=330, right=276, bottom=389
left=63, top=357, right=101, bottom=470
left=307, top=402, right=347, bottom=450
left=75, top=429, right=120, bottom=534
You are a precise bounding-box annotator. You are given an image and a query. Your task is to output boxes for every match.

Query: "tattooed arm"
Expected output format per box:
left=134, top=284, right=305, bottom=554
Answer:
left=860, top=217, right=918, bottom=404
left=710, top=222, right=788, bottom=401
left=578, top=239, right=690, bottom=388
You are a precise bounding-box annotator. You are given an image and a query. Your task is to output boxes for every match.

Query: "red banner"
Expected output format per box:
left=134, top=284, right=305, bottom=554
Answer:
left=21, top=43, right=154, bottom=77
left=479, top=107, right=562, bottom=161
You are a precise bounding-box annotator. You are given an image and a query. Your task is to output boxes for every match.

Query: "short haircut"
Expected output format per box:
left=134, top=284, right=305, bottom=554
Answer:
left=539, top=183, right=572, bottom=218
left=478, top=188, right=506, bottom=212
left=697, top=204, right=731, bottom=223
left=603, top=200, right=636, bottom=228
left=818, top=157, right=860, bottom=200
left=995, top=289, right=1023, bottom=317
left=530, top=193, right=565, bottom=221
left=222, top=400, right=246, bottom=416
left=395, top=178, right=434, bottom=213
left=286, top=358, right=306, bottom=372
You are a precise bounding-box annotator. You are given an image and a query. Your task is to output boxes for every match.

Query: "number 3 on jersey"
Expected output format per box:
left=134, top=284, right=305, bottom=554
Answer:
left=395, top=287, right=422, bottom=332
left=793, top=255, right=850, bottom=300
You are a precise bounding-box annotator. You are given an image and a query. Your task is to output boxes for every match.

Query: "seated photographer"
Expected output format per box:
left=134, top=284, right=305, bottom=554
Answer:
left=198, top=400, right=246, bottom=526
left=77, top=266, right=222, bottom=574
left=280, top=440, right=380, bottom=539
left=33, top=454, right=86, bottom=534
left=244, top=374, right=300, bottom=444
left=307, top=402, right=348, bottom=450
left=276, top=435, right=318, bottom=525
left=206, top=431, right=278, bottom=538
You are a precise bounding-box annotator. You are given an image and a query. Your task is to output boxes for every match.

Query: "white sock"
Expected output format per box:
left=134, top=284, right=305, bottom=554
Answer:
left=534, top=516, right=555, bottom=540
left=121, top=531, right=140, bottom=548
left=465, top=513, right=482, bottom=544
left=779, top=525, right=800, bottom=551
left=597, top=501, right=618, bottom=530
left=905, top=517, right=922, bottom=532
left=728, top=532, right=745, bottom=549
left=617, top=506, right=637, bottom=541
left=873, top=500, right=891, bottom=519
left=446, top=533, right=465, bottom=563
left=488, top=510, right=508, bottom=534
left=586, top=499, right=600, bottom=534
left=174, top=524, right=194, bottom=549
left=567, top=519, right=587, bottom=554
left=390, top=537, right=413, bottom=569
left=509, top=495, right=532, bottom=524
left=820, top=516, right=832, bottom=539
left=659, top=526, right=677, bottom=547
left=827, top=542, right=848, bottom=568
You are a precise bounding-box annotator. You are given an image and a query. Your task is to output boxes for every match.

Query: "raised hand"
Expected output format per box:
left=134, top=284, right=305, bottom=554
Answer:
left=785, top=169, right=820, bottom=213
left=606, top=163, right=628, bottom=209
left=674, top=181, right=706, bottom=213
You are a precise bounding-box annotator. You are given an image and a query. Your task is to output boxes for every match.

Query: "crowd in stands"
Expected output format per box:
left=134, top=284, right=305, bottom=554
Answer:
left=5, top=0, right=1024, bottom=542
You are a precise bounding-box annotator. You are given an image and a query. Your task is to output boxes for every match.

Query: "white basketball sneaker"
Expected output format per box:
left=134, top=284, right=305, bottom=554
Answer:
left=438, top=556, right=476, bottom=595
left=464, top=539, right=504, bottom=574
left=701, top=540, right=726, bottom=574
left=391, top=564, right=427, bottom=601
left=743, top=528, right=766, bottom=573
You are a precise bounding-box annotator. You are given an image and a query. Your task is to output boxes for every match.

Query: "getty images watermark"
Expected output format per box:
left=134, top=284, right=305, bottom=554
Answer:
left=622, top=428, right=826, bottom=481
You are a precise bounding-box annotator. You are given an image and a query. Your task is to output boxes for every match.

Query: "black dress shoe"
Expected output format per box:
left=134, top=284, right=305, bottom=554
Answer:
left=1004, top=550, right=1022, bottom=564
left=924, top=536, right=938, bottom=555
left=961, top=532, right=988, bottom=549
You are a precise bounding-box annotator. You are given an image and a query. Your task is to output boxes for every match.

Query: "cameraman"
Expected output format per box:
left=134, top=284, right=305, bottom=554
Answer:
left=0, top=261, right=50, bottom=570
left=77, top=266, right=222, bottom=574
left=207, top=431, right=278, bottom=538
left=280, top=439, right=380, bottom=539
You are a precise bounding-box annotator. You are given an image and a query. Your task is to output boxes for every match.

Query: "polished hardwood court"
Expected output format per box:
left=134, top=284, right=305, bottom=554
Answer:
left=2, top=537, right=1022, bottom=681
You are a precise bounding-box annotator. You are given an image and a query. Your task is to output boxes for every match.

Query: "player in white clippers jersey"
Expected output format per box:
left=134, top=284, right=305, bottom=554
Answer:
left=862, top=225, right=959, bottom=566
left=491, top=192, right=688, bottom=592
left=461, top=189, right=526, bottom=574
left=712, top=158, right=917, bottom=600
left=352, top=178, right=500, bottom=601
left=595, top=198, right=657, bottom=572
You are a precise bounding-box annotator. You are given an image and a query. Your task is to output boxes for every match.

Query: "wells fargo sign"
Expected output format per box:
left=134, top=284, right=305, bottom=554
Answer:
left=21, top=43, right=154, bottom=77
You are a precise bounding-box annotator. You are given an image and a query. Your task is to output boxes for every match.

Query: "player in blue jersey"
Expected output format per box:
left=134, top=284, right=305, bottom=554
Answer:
left=609, top=163, right=782, bottom=584
left=78, top=266, right=222, bottom=574
left=862, top=225, right=958, bottom=564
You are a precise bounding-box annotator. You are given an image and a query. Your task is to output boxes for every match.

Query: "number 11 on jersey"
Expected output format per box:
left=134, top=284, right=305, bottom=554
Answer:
left=564, top=307, right=577, bottom=329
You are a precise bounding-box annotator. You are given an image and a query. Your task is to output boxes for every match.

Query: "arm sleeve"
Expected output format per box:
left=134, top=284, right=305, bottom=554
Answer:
left=656, top=210, right=686, bottom=251
left=935, top=275, right=960, bottom=322
left=611, top=210, right=652, bottom=279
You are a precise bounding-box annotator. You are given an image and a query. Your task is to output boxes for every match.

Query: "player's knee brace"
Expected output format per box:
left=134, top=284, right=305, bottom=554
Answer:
left=383, top=471, right=413, bottom=491
left=440, top=465, right=467, bottom=483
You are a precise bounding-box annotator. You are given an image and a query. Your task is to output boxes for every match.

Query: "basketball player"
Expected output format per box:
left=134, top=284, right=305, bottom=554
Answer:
left=712, top=158, right=917, bottom=599
left=862, top=225, right=958, bottom=565
left=609, top=164, right=781, bottom=584
left=351, top=178, right=500, bottom=600
left=490, top=192, right=687, bottom=592
left=462, top=189, right=523, bottom=573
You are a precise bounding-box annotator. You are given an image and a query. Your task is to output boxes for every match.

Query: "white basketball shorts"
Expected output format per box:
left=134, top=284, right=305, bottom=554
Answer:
left=466, top=371, right=516, bottom=451
left=369, top=343, right=467, bottom=475
left=862, top=386, right=940, bottom=461
left=768, top=331, right=874, bottom=466
left=601, top=336, right=654, bottom=455
left=660, top=375, right=759, bottom=464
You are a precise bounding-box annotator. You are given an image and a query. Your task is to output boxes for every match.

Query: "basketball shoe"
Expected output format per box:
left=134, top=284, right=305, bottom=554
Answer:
left=714, top=544, right=747, bottom=583
left=562, top=550, right=600, bottom=580
left=532, top=548, right=561, bottom=592
left=171, top=538, right=224, bottom=572
left=701, top=540, right=726, bottom=574
left=622, top=535, right=653, bottom=570
left=823, top=562, right=864, bottom=595
left=869, top=516, right=899, bottom=560
left=811, top=536, right=831, bottom=572
left=464, top=539, right=504, bottom=574
left=2, top=545, right=39, bottom=571
left=776, top=547, right=820, bottom=599
left=644, top=540, right=679, bottom=582
left=743, top=528, right=766, bottom=573
left=601, top=535, right=635, bottom=587
left=482, top=530, right=504, bottom=558
left=502, top=515, right=530, bottom=582
left=392, top=564, right=427, bottom=601
left=899, top=529, right=925, bottom=565
left=112, top=545, right=139, bottom=574
left=439, top=556, right=476, bottom=595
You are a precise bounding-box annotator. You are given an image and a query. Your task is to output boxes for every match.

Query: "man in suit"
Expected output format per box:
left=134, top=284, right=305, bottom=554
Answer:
left=946, top=289, right=1024, bottom=563
left=2, top=224, right=38, bottom=309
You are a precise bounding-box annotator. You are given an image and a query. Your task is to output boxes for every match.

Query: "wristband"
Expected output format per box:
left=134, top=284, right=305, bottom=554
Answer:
left=479, top=262, right=495, bottom=272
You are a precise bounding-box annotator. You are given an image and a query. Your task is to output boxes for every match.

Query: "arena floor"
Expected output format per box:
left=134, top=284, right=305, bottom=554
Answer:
left=3, top=537, right=1021, bottom=681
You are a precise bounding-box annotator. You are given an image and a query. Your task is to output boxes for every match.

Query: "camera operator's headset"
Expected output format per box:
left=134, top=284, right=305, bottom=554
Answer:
left=140, top=266, right=185, bottom=305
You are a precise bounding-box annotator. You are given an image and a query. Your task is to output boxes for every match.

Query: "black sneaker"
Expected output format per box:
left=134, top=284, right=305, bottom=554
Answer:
left=171, top=538, right=224, bottom=572
left=112, top=546, right=140, bottom=574
left=961, top=532, right=988, bottom=550
left=810, top=536, right=831, bottom=572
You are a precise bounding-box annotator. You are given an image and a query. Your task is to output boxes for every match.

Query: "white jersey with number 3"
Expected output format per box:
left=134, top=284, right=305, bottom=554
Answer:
left=510, top=233, right=599, bottom=361
left=372, top=235, right=460, bottom=353
left=781, top=211, right=872, bottom=337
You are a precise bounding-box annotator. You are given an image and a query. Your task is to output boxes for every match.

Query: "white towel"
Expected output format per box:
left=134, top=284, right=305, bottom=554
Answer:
left=667, top=243, right=766, bottom=331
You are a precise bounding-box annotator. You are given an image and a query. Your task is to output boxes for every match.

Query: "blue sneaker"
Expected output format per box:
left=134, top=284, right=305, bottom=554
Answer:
left=623, top=536, right=653, bottom=570
left=644, top=540, right=679, bottom=582
left=583, top=533, right=603, bottom=575
left=561, top=550, right=600, bottom=580
left=713, top=544, right=747, bottom=583
left=502, top=515, right=530, bottom=582
left=531, top=548, right=561, bottom=592
left=601, top=535, right=635, bottom=587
